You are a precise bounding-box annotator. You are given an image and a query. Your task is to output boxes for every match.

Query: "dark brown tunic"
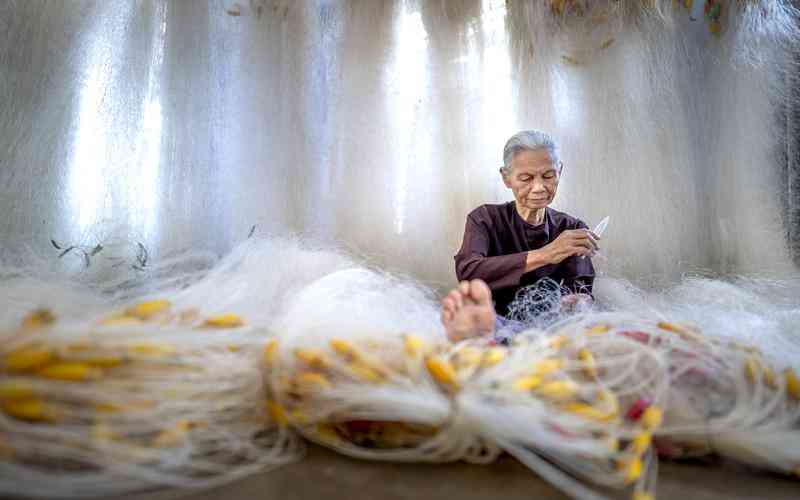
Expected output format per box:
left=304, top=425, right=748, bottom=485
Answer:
left=454, top=202, right=595, bottom=316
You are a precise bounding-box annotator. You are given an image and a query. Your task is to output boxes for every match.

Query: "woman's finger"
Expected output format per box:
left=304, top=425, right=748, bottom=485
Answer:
left=580, top=233, right=599, bottom=251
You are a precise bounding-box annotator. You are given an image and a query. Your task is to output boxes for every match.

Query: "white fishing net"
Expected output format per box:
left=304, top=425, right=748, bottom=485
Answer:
left=2, top=2, right=800, bottom=499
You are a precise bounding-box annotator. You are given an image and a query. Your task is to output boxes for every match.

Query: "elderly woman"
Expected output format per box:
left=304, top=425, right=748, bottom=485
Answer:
left=443, top=130, right=598, bottom=342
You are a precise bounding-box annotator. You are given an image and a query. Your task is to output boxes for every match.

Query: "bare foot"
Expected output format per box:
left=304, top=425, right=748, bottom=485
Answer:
left=441, top=280, right=496, bottom=342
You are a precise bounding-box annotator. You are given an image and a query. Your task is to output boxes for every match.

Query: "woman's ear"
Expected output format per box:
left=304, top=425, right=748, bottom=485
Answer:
left=500, top=167, right=512, bottom=188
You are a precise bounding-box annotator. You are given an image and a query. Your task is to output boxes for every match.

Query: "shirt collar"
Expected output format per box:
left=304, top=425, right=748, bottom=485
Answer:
left=511, top=203, right=551, bottom=242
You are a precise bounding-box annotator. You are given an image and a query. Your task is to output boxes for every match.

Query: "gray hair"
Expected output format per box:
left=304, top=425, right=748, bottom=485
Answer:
left=501, top=130, right=560, bottom=175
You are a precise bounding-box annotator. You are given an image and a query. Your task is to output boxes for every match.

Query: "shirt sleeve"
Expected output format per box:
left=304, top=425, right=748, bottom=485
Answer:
left=454, top=215, right=528, bottom=291
left=559, top=219, right=596, bottom=295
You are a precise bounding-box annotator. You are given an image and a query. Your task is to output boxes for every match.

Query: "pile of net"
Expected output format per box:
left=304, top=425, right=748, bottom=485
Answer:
left=266, top=271, right=800, bottom=500
left=0, top=302, right=301, bottom=498
left=3, top=262, right=798, bottom=500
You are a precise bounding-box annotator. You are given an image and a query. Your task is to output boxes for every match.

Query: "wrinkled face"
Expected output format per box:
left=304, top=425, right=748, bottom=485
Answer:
left=502, top=149, right=561, bottom=211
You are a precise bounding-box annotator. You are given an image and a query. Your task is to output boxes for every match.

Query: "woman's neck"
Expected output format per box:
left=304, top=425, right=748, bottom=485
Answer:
left=515, top=203, right=546, bottom=225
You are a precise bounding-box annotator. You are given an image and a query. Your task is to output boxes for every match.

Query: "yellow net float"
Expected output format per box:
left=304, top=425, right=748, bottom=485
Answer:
left=482, top=347, right=506, bottom=367
left=203, top=313, right=244, bottom=328
left=578, top=348, right=598, bottom=378
left=536, top=380, right=578, bottom=401
left=785, top=368, right=800, bottom=400
left=629, top=432, right=652, bottom=456
left=531, top=357, right=564, bottom=377
left=4, top=347, right=54, bottom=372
left=425, top=356, right=459, bottom=390
left=125, top=299, right=171, bottom=320
left=2, top=398, right=56, bottom=422
left=640, top=406, right=663, bottom=431
left=513, top=375, right=542, bottom=392
left=617, top=456, right=643, bottom=484
left=0, top=381, right=36, bottom=400
left=37, top=362, right=100, bottom=381
left=403, top=334, right=424, bottom=358
left=295, top=372, right=331, bottom=392
left=264, top=339, right=279, bottom=365
left=100, top=315, right=143, bottom=327
left=266, top=400, right=289, bottom=428
left=564, top=402, right=616, bottom=422
left=586, top=324, right=611, bottom=335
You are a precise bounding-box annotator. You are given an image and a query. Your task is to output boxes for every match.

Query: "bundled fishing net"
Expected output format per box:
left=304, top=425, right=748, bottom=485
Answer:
left=0, top=301, right=301, bottom=498
left=261, top=259, right=800, bottom=500
left=265, top=268, right=485, bottom=461
left=0, top=237, right=359, bottom=497
left=269, top=289, right=800, bottom=500
left=1, top=236, right=799, bottom=500
left=468, top=314, right=800, bottom=500
left=598, top=275, right=800, bottom=363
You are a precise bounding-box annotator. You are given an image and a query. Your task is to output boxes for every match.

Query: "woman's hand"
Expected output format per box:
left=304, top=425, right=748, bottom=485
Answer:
left=542, top=229, right=599, bottom=265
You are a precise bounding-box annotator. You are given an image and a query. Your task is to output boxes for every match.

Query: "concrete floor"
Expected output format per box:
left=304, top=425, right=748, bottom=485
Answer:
left=131, top=445, right=799, bottom=500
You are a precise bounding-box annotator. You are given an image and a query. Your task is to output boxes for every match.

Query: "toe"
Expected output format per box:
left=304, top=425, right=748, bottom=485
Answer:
left=442, top=296, right=455, bottom=314
left=441, top=308, right=453, bottom=324
left=468, top=279, right=492, bottom=306
left=448, top=289, right=464, bottom=310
